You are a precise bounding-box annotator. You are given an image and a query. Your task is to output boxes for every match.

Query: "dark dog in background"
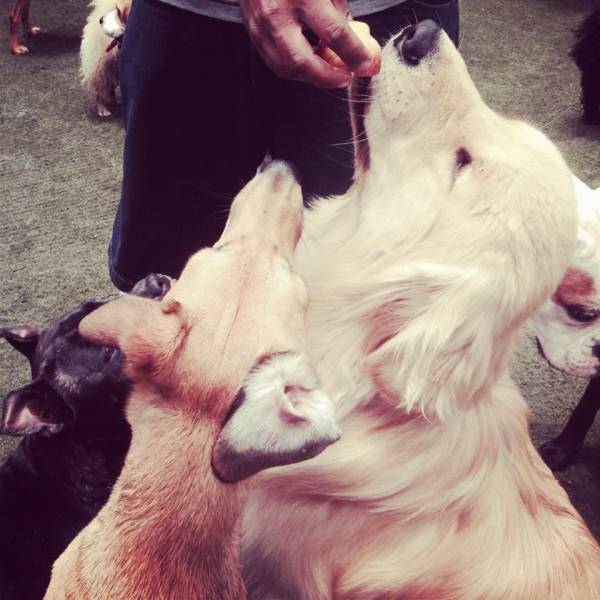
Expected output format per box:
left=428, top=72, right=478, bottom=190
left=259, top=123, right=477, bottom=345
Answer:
left=0, top=273, right=171, bottom=600
left=539, top=379, right=600, bottom=471
left=8, top=0, right=40, bottom=55
left=572, top=8, right=600, bottom=125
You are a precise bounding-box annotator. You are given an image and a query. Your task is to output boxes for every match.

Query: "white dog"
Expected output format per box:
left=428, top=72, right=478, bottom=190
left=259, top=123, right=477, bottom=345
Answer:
left=532, top=177, right=600, bottom=471
left=533, top=177, right=600, bottom=377
left=242, top=21, right=600, bottom=599
left=80, top=0, right=130, bottom=117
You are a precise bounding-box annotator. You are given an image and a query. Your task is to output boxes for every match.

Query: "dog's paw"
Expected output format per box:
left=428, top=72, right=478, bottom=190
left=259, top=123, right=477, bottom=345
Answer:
left=26, top=26, right=41, bottom=37
left=539, top=439, right=580, bottom=471
left=97, top=103, right=113, bottom=117
left=11, top=44, right=29, bottom=55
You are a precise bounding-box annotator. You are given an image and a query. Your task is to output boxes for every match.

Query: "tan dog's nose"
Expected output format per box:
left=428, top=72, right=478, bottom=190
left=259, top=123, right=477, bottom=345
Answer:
left=219, top=158, right=303, bottom=260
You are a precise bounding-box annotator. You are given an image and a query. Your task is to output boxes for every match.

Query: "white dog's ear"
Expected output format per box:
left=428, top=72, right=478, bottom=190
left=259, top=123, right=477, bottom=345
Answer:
left=365, top=269, right=503, bottom=419
left=212, top=353, right=341, bottom=483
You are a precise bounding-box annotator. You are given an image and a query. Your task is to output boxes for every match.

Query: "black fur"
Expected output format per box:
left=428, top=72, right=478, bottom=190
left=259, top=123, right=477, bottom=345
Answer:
left=540, top=377, right=600, bottom=472
left=0, top=273, right=171, bottom=600
left=571, top=8, right=600, bottom=125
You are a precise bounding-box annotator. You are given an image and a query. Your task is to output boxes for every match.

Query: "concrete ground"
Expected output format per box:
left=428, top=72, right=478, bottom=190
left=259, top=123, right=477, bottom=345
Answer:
left=1, top=0, right=600, bottom=538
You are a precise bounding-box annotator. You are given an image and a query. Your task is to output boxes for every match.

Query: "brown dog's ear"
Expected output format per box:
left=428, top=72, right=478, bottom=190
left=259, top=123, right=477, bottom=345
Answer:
left=1, top=381, right=73, bottom=437
left=212, top=353, right=341, bottom=483
left=1, top=326, right=39, bottom=360
left=79, top=295, right=163, bottom=349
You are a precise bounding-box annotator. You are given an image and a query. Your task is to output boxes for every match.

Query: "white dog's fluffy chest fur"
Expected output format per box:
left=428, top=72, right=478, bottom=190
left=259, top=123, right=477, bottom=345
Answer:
left=242, top=27, right=600, bottom=600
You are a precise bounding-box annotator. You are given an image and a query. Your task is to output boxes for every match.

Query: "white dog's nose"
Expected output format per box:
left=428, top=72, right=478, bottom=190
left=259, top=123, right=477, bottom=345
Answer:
left=395, top=20, right=441, bottom=65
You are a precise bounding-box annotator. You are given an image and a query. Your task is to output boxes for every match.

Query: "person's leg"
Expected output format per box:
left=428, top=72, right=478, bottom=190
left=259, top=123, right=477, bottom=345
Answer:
left=111, top=0, right=266, bottom=291
left=265, top=0, right=459, bottom=201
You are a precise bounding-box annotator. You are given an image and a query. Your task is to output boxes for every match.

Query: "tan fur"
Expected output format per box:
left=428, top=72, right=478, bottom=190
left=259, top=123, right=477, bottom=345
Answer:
left=44, top=163, right=307, bottom=600
left=552, top=266, right=596, bottom=307
left=242, top=32, right=600, bottom=599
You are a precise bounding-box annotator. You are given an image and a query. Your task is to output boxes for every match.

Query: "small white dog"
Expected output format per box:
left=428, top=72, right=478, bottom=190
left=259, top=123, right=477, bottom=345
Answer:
left=533, top=177, right=600, bottom=377
left=532, top=177, right=600, bottom=470
left=242, top=21, right=600, bottom=600
left=80, top=0, right=130, bottom=117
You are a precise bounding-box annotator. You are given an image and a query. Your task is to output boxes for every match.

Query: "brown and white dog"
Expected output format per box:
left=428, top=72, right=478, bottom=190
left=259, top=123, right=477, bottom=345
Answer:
left=241, top=21, right=600, bottom=600
left=80, top=0, right=131, bottom=116
left=533, top=177, right=600, bottom=470
left=8, top=0, right=41, bottom=55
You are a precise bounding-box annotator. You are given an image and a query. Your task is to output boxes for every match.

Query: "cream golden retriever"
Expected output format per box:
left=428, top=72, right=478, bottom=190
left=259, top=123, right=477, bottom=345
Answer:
left=241, top=21, right=600, bottom=600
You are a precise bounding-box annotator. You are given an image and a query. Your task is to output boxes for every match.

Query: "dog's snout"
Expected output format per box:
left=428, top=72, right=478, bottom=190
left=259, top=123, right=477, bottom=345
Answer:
left=258, top=156, right=302, bottom=185
left=395, top=20, right=441, bottom=65
left=99, top=16, right=104, bottom=25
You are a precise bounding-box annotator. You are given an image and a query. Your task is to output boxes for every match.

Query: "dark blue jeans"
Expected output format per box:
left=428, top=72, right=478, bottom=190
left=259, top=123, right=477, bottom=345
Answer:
left=110, top=0, right=460, bottom=291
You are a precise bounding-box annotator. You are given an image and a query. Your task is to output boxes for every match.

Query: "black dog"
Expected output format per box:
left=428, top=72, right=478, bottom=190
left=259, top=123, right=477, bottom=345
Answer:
left=0, top=273, right=171, bottom=600
left=572, top=8, right=600, bottom=125
left=539, top=378, right=600, bottom=471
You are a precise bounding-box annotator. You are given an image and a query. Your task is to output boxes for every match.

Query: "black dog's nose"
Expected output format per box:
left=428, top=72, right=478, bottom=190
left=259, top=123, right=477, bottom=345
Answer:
left=592, top=344, right=600, bottom=360
left=99, top=16, right=104, bottom=25
left=395, top=20, right=441, bottom=66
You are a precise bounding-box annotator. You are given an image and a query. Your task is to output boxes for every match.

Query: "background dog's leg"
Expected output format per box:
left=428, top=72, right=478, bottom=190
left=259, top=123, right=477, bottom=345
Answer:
left=21, top=0, right=40, bottom=38
left=540, top=378, right=600, bottom=470
left=8, top=0, right=35, bottom=55
left=581, top=72, right=600, bottom=125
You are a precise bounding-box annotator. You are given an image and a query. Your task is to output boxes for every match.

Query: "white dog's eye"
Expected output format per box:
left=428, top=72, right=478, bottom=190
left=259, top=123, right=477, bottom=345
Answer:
left=455, top=148, right=472, bottom=170
left=565, top=304, right=600, bottom=323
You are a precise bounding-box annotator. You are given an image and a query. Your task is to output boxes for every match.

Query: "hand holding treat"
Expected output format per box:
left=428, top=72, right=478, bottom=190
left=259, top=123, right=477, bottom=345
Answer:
left=240, top=0, right=381, bottom=88
left=319, top=21, right=381, bottom=76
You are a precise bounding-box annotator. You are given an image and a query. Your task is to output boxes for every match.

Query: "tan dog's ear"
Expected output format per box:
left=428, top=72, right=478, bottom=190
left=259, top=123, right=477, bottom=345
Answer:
left=79, top=295, right=158, bottom=348
left=212, top=353, right=341, bottom=483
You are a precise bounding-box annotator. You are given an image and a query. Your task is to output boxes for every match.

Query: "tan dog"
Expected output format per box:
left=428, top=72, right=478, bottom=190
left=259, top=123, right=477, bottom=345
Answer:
left=242, top=22, right=600, bottom=599
left=8, top=0, right=40, bottom=55
left=44, top=160, right=340, bottom=600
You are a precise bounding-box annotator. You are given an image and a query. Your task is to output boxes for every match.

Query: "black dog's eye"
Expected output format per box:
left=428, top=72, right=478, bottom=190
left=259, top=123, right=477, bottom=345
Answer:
left=565, top=304, right=600, bottom=323
left=103, top=347, right=116, bottom=363
left=455, top=148, right=472, bottom=170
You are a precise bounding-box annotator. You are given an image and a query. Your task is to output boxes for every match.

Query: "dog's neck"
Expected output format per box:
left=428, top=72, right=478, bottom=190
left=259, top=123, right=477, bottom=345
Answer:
left=64, top=397, right=248, bottom=599
left=14, top=416, right=130, bottom=514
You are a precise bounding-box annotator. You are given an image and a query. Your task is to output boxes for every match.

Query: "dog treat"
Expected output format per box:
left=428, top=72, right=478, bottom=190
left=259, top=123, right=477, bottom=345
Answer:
left=318, top=21, right=381, bottom=75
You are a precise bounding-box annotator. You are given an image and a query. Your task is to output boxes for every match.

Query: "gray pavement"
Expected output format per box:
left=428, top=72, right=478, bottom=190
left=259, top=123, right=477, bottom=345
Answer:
left=1, top=0, right=600, bottom=538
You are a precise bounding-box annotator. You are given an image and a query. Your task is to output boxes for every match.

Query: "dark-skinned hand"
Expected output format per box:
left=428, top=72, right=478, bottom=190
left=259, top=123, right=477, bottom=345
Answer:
left=239, top=0, right=381, bottom=88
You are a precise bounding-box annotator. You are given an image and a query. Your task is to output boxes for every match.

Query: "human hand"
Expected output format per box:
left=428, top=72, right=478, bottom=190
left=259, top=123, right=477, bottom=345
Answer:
left=239, top=0, right=380, bottom=88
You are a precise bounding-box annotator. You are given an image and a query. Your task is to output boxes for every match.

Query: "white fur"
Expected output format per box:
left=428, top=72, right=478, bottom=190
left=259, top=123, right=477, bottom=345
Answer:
left=214, top=353, right=340, bottom=478
left=532, top=177, right=600, bottom=377
left=101, top=9, right=126, bottom=39
left=242, top=30, right=600, bottom=599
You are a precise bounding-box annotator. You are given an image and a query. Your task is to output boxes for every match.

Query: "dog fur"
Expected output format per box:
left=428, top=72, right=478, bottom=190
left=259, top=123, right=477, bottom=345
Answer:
left=80, top=0, right=131, bottom=117
left=571, top=8, right=600, bottom=125
left=43, top=161, right=340, bottom=600
left=0, top=273, right=170, bottom=600
left=241, top=23, right=600, bottom=599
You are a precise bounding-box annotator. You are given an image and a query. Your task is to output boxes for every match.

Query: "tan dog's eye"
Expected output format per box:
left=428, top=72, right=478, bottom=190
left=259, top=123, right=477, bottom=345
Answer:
left=565, top=304, right=600, bottom=323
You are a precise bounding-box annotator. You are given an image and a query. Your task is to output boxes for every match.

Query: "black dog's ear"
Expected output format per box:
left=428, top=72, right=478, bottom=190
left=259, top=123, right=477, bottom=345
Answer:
left=1, top=381, right=73, bottom=437
left=130, top=273, right=173, bottom=300
left=1, top=326, right=39, bottom=360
